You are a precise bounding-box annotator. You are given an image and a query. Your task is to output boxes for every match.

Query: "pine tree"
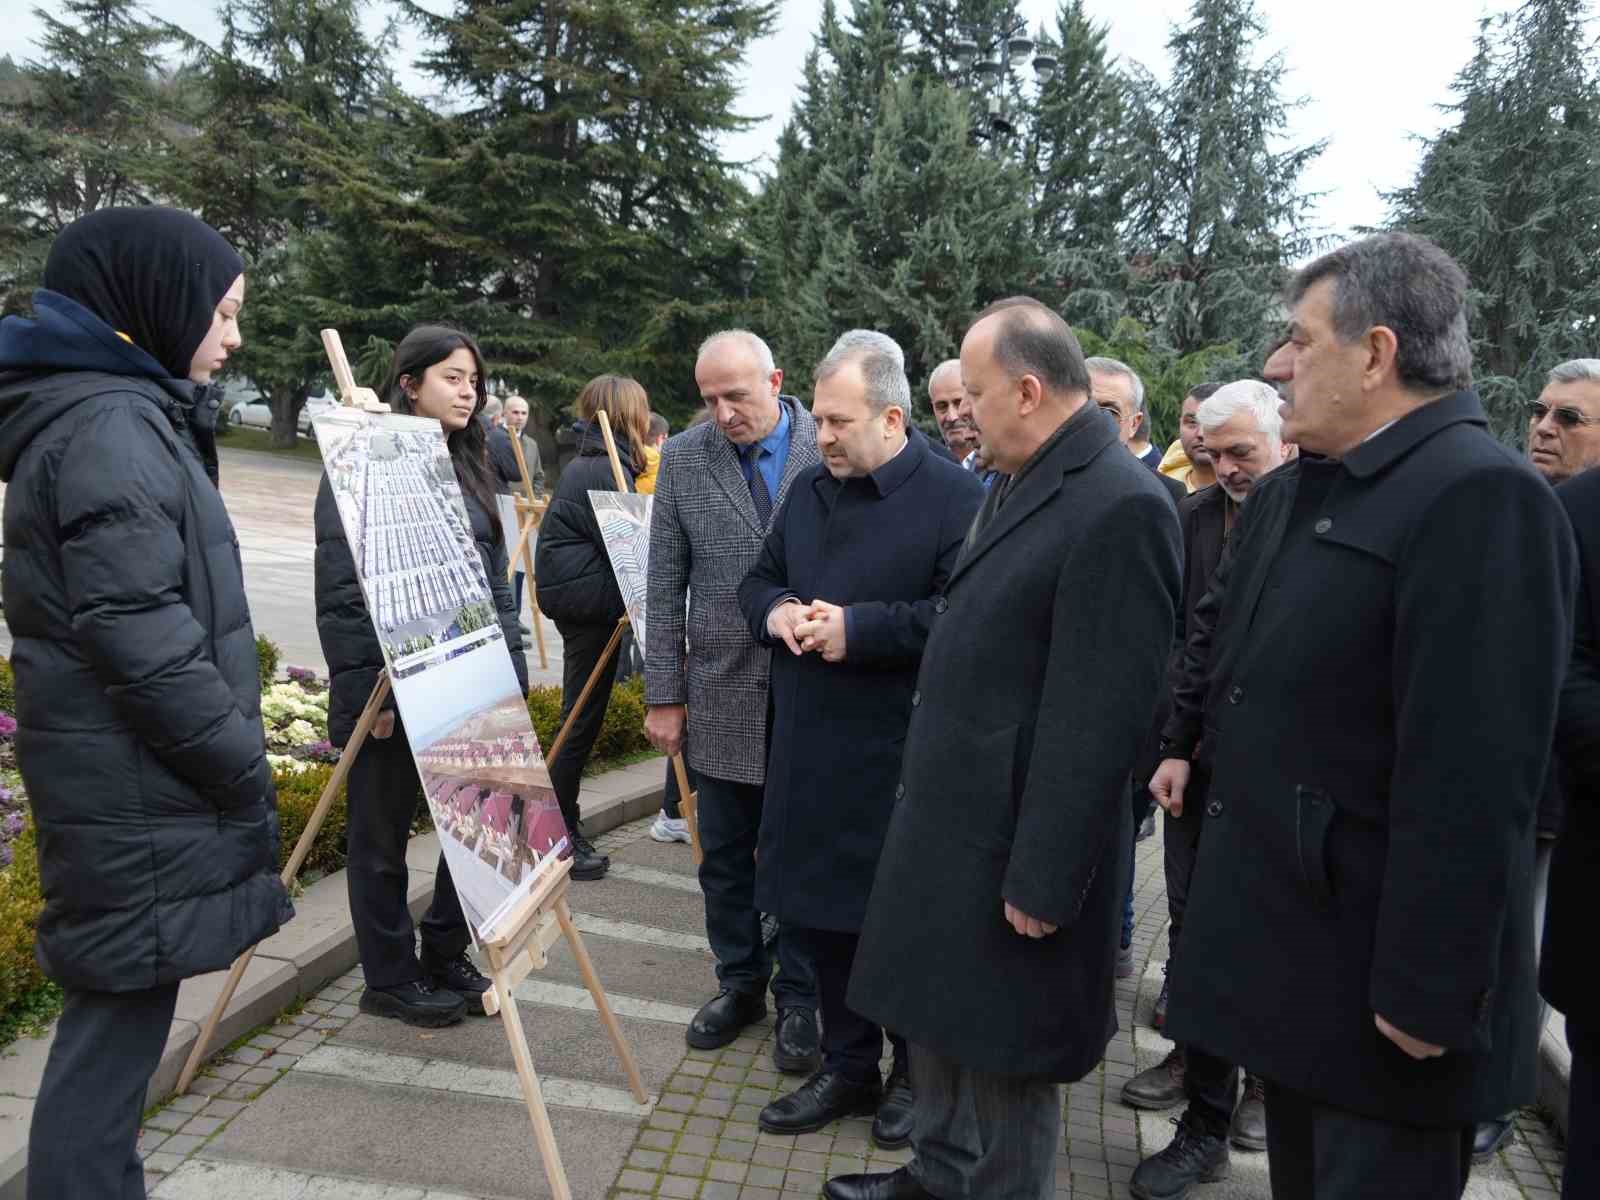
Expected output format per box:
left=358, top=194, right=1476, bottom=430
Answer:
left=1388, top=0, right=1600, bottom=439
left=0, top=0, right=181, bottom=306
left=1120, top=0, right=1323, bottom=363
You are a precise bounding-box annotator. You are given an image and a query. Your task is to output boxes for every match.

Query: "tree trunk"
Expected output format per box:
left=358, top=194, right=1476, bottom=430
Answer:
left=269, top=390, right=306, bottom=450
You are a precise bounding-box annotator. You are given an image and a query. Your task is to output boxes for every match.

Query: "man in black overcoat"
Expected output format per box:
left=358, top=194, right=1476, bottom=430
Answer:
left=829, top=299, right=1181, bottom=1200
left=1545, top=461, right=1600, bottom=1197
left=1142, top=233, right=1575, bottom=1200
left=737, top=330, right=984, bottom=1150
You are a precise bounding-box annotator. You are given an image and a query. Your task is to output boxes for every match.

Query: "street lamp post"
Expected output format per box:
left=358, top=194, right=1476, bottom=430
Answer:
left=950, top=22, right=1057, bottom=151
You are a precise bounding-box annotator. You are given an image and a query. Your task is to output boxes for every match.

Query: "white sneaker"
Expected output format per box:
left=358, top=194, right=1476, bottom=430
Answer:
left=649, top=814, right=691, bottom=844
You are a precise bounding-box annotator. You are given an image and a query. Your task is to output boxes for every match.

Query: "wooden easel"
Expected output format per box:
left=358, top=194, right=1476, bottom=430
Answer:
left=177, top=675, right=392, bottom=1095
left=504, top=429, right=550, bottom=670
left=544, top=410, right=702, bottom=864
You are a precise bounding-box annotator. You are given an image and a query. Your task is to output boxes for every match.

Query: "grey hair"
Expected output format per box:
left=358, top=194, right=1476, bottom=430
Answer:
left=481, top=395, right=503, bottom=419
left=927, top=358, right=962, bottom=397
left=1084, top=356, right=1145, bottom=413
left=697, top=329, right=776, bottom=375
left=1549, top=359, right=1600, bottom=387
left=1288, top=232, right=1473, bottom=392
left=815, top=330, right=913, bottom=416
left=1197, top=380, right=1283, bottom=442
left=502, top=393, right=528, bottom=411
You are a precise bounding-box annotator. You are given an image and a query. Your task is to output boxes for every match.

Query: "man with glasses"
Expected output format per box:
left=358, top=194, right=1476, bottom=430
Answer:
left=1528, top=359, right=1600, bottom=486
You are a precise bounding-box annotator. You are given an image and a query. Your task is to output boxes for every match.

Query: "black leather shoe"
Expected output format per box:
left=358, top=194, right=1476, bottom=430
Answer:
left=871, top=1069, right=914, bottom=1148
left=759, top=1070, right=881, bottom=1135
left=1152, top=974, right=1170, bottom=1032
left=359, top=979, right=466, bottom=1028
left=569, top=831, right=609, bottom=880
left=1130, top=1120, right=1230, bottom=1200
left=686, top=988, right=766, bottom=1050
left=1228, top=1073, right=1267, bottom=1151
left=426, top=951, right=493, bottom=1016
left=1122, top=1046, right=1186, bottom=1110
left=772, top=1006, right=821, bottom=1074
left=824, top=1166, right=939, bottom=1200
left=1472, top=1112, right=1516, bottom=1163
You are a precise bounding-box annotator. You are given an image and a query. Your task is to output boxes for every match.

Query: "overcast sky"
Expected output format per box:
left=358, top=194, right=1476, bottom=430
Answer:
left=4, top=0, right=1495, bottom=242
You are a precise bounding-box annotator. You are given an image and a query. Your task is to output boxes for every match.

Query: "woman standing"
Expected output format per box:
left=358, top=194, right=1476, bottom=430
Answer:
left=534, top=375, right=652, bottom=880
left=0, top=206, right=288, bottom=1198
left=315, top=324, right=528, bottom=1027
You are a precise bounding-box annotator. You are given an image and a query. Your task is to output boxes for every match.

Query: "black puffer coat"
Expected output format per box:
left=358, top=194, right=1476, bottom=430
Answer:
left=533, top=423, right=638, bottom=626
left=0, top=298, right=287, bottom=993
left=315, top=469, right=528, bottom=747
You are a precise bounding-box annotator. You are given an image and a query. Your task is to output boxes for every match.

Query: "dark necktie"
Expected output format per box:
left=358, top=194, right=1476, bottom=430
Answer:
left=744, top=446, right=772, bottom=525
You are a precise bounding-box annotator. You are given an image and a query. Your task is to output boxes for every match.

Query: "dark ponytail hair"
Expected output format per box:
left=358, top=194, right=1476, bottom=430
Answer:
left=379, top=324, right=501, bottom=542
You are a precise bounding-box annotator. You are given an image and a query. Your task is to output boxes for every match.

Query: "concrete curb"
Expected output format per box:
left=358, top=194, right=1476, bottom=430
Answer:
left=0, top=756, right=665, bottom=1200
left=1540, top=1011, right=1571, bottom=1140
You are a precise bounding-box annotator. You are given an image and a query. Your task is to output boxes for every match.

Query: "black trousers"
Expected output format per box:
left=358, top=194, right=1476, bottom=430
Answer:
left=1180, top=1044, right=1240, bottom=1139
left=787, top=925, right=907, bottom=1085
left=549, top=618, right=621, bottom=832
left=1568, top=1016, right=1599, bottom=1199
left=346, top=721, right=471, bottom=989
left=695, top=772, right=815, bottom=1008
left=1263, top=1081, right=1473, bottom=1199
left=1162, top=762, right=1211, bottom=977
left=29, top=981, right=180, bottom=1199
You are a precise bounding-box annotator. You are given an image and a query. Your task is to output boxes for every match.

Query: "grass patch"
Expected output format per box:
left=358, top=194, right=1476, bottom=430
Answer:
left=218, top=425, right=326, bottom=463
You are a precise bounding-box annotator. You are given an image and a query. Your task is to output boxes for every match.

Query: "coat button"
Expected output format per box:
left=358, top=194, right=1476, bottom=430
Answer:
left=895, top=783, right=905, bottom=800
left=1206, top=799, right=1223, bottom=818
left=1315, top=517, right=1333, bottom=534
left=911, top=691, right=921, bottom=707
left=1228, top=685, right=1244, bottom=705
left=934, top=597, right=948, bottom=614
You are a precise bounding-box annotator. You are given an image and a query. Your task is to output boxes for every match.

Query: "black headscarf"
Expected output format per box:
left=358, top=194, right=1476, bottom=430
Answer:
left=42, top=207, right=244, bottom=381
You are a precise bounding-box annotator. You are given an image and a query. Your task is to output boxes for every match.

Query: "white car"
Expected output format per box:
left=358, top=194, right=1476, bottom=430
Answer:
left=228, top=392, right=338, bottom=436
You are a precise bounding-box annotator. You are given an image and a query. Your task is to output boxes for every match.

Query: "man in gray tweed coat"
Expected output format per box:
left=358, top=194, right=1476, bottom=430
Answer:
left=645, top=330, right=822, bottom=1070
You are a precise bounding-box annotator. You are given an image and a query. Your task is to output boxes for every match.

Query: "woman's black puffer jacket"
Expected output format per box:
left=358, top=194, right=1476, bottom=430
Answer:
left=533, top=423, right=637, bottom=626
left=315, top=468, right=529, bottom=746
left=0, top=367, right=287, bottom=992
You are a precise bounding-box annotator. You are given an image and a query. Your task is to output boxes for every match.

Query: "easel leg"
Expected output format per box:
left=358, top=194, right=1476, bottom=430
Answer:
left=175, top=675, right=392, bottom=1095
left=528, top=579, right=549, bottom=672
left=492, top=960, right=574, bottom=1200
left=554, top=897, right=649, bottom=1104
left=670, top=754, right=703, bottom=867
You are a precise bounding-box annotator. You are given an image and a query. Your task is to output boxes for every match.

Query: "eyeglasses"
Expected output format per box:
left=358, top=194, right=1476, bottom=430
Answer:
left=1528, top=400, right=1600, bottom=429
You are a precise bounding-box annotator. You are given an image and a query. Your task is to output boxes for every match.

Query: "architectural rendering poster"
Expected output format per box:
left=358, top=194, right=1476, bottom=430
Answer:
left=314, top=410, right=567, bottom=940
left=589, top=491, right=653, bottom=647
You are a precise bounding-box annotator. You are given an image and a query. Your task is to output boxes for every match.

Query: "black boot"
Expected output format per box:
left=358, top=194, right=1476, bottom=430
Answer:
left=425, top=950, right=493, bottom=1016
left=1228, top=1073, right=1267, bottom=1152
left=359, top=979, right=466, bottom=1028
left=773, top=1007, right=821, bottom=1074
left=824, top=1167, right=939, bottom=1200
left=871, top=1068, right=914, bottom=1149
left=569, top=830, right=609, bottom=880
left=1472, top=1112, right=1516, bottom=1163
left=1130, top=1118, right=1230, bottom=1200
left=1122, top=1045, right=1186, bottom=1110
left=686, top=988, right=766, bottom=1050
left=759, top=1070, right=882, bottom=1135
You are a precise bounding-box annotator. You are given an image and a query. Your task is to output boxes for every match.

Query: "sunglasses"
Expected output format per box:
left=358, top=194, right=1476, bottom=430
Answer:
left=1528, top=400, right=1600, bottom=429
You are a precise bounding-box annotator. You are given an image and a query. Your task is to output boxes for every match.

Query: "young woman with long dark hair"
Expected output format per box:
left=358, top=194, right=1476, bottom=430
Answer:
left=314, top=323, right=528, bottom=1026
left=534, top=374, right=652, bottom=879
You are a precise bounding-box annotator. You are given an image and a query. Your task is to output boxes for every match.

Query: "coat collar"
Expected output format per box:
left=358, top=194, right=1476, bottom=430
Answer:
left=813, top=426, right=927, bottom=501
left=707, top=395, right=814, bottom=533
left=1339, top=389, right=1487, bottom=480
left=947, top=401, right=1118, bottom=587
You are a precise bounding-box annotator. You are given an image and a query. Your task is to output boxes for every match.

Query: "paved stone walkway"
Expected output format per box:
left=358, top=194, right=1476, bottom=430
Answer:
left=134, top=818, right=1569, bottom=1199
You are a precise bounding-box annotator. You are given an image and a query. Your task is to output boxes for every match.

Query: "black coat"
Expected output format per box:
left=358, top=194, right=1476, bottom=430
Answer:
left=848, top=404, right=1181, bottom=1081
left=533, top=425, right=637, bottom=627
left=737, top=432, right=984, bottom=932
left=0, top=366, right=286, bottom=992
left=316, top=472, right=527, bottom=747
left=1161, top=391, right=1574, bottom=1126
left=1544, top=467, right=1600, bottom=1016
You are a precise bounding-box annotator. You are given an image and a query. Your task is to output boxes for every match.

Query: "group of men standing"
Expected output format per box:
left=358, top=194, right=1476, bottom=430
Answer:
left=639, top=230, right=1596, bottom=1200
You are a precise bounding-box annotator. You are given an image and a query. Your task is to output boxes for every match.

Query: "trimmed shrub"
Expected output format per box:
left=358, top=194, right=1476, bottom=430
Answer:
left=0, top=818, right=46, bottom=1037
left=272, top=763, right=349, bottom=880
left=256, top=635, right=282, bottom=685
left=525, top=675, right=652, bottom=770
left=0, top=659, right=13, bottom=714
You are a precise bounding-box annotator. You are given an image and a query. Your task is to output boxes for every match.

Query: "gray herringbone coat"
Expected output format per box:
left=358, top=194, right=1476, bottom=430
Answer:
left=645, top=397, right=819, bottom=785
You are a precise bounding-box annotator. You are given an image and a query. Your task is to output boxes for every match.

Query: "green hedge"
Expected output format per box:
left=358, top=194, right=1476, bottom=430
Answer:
left=257, top=635, right=282, bottom=686
left=0, top=818, right=53, bottom=1047
left=0, top=658, right=14, bottom=714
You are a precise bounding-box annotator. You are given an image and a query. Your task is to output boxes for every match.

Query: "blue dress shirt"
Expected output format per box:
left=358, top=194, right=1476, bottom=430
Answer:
left=739, top=401, right=791, bottom=505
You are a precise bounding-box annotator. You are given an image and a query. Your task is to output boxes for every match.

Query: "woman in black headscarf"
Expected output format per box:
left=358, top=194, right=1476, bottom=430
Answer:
left=0, top=207, right=287, bottom=1199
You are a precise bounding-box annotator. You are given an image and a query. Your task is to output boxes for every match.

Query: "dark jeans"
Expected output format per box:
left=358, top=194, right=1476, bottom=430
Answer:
left=347, top=722, right=471, bottom=989
left=1121, top=826, right=1136, bottom=950
left=549, top=618, right=621, bottom=833
left=1568, top=1016, right=1599, bottom=1199
left=1263, top=1081, right=1473, bottom=1199
left=513, top=570, right=524, bottom=614
left=787, top=925, right=907, bottom=1085
left=1162, top=762, right=1211, bottom=977
left=29, top=981, right=180, bottom=1199
left=695, top=772, right=814, bottom=1008
left=1179, top=1044, right=1240, bottom=1139
left=907, top=1044, right=1060, bottom=1199
left=661, top=754, right=697, bottom=821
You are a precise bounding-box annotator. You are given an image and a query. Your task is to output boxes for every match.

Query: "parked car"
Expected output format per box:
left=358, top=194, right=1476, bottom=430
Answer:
left=227, top=391, right=337, bottom=438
